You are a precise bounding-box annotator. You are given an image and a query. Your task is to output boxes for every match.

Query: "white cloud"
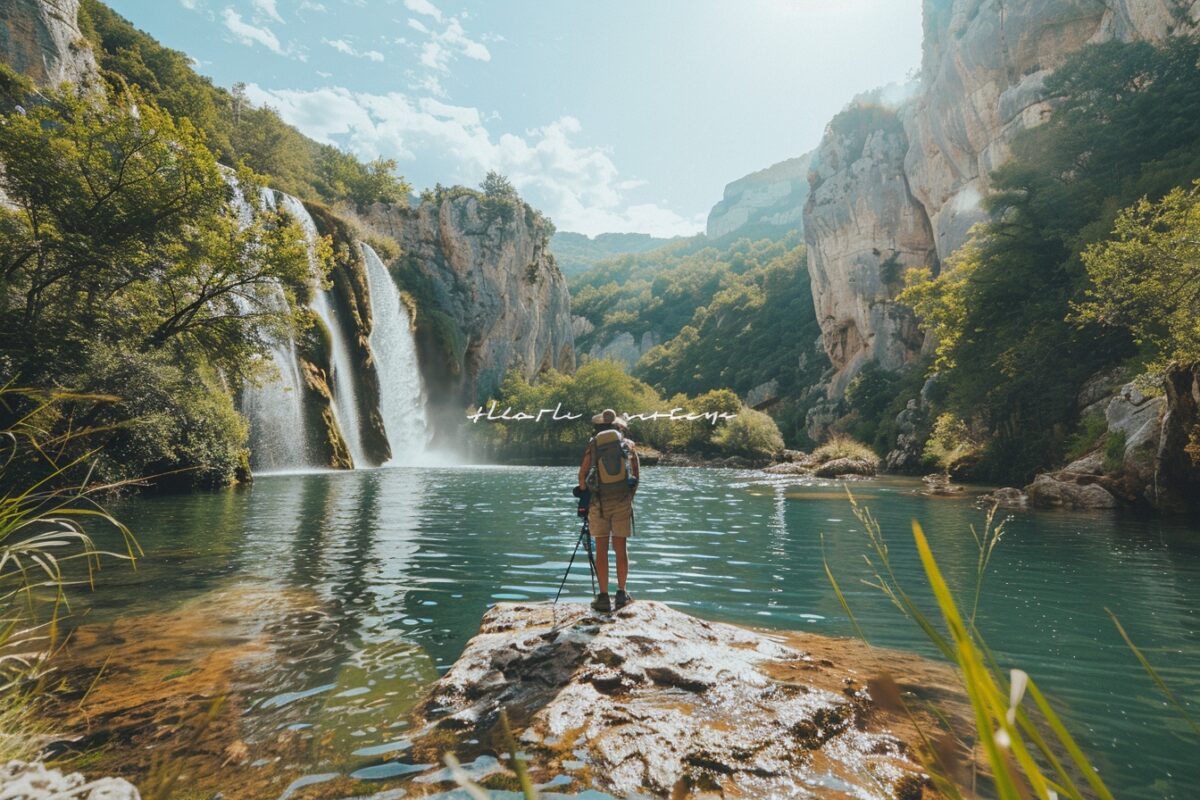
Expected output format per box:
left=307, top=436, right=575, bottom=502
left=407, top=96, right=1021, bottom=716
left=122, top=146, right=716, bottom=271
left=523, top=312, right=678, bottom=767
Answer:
left=323, top=38, right=385, bottom=62
left=420, top=41, right=448, bottom=71
left=180, top=0, right=198, bottom=9
left=403, top=7, right=491, bottom=91
left=440, top=18, right=490, bottom=62
left=404, top=0, right=442, bottom=22
left=252, top=0, right=284, bottom=24
left=242, top=84, right=703, bottom=237
left=222, top=8, right=284, bottom=55
left=298, top=1, right=326, bottom=11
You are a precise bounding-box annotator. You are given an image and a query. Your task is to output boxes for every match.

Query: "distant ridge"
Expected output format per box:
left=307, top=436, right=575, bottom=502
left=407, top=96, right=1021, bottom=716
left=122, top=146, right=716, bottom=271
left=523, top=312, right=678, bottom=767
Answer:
left=550, top=231, right=678, bottom=277
left=706, top=153, right=811, bottom=242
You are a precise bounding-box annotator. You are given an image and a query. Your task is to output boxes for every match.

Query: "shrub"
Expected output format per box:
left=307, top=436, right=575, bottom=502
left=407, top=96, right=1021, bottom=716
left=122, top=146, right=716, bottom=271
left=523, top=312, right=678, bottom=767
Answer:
left=922, top=413, right=983, bottom=473
left=813, top=434, right=877, bottom=464
left=1103, top=429, right=1128, bottom=472
left=712, top=407, right=784, bottom=458
left=1065, top=413, right=1109, bottom=462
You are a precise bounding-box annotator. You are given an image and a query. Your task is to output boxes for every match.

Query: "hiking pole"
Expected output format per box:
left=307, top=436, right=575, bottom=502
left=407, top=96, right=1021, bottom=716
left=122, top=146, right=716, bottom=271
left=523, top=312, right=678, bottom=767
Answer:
left=552, top=517, right=590, bottom=606
left=582, top=517, right=597, bottom=596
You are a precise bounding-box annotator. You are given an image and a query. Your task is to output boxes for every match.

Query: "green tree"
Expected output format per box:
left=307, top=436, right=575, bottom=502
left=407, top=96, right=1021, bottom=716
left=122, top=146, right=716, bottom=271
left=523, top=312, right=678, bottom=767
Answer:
left=1077, top=183, right=1200, bottom=368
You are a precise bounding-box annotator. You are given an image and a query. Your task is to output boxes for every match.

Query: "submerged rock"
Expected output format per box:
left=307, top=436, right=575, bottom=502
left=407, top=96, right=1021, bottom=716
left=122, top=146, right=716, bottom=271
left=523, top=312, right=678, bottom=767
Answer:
left=412, top=601, right=947, bottom=798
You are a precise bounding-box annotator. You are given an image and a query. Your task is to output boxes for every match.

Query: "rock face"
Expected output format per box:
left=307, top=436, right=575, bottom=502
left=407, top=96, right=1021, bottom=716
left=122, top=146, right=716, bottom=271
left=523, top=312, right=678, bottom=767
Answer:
left=803, top=0, right=1200, bottom=394
left=706, top=153, right=812, bottom=242
left=414, top=601, right=944, bottom=799
left=0, top=0, right=97, bottom=88
left=805, top=100, right=937, bottom=394
left=366, top=195, right=575, bottom=416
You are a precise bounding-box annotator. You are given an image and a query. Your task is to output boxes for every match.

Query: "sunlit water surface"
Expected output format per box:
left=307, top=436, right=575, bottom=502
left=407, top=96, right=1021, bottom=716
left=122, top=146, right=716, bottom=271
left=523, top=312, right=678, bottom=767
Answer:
left=80, top=467, right=1200, bottom=798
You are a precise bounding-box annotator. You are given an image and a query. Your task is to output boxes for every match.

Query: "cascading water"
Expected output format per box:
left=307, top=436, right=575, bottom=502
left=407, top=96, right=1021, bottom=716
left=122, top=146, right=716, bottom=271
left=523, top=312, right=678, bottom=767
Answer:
left=360, top=243, right=429, bottom=463
left=228, top=185, right=313, bottom=472
left=273, top=192, right=369, bottom=468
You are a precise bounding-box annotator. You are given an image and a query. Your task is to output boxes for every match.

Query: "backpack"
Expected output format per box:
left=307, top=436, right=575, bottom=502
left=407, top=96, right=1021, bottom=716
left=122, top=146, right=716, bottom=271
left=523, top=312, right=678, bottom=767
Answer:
left=587, top=429, right=631, bottom=494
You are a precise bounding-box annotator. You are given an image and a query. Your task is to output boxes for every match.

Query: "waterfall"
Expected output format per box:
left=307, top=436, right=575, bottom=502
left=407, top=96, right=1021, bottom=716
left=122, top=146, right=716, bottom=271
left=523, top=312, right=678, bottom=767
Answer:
left=360, top=243, right=429, bottom=463
left=273, top=192, right=370, bottom=468
left=228, top=184, right=313, bottom=472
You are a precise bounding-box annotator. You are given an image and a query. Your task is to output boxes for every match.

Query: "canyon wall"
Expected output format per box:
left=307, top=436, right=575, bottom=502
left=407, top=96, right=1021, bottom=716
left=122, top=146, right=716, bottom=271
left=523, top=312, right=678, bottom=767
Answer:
left=804, top=0, right=1200, bottom=394
left=0, top=0, right=96, bottom=87
left=366, top=193, right=575, bottom=426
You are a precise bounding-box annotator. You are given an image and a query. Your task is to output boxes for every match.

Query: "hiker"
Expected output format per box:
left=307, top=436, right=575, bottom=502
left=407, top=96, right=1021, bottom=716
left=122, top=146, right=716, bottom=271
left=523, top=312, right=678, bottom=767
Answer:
left=577, top=408, right=639, bottom=612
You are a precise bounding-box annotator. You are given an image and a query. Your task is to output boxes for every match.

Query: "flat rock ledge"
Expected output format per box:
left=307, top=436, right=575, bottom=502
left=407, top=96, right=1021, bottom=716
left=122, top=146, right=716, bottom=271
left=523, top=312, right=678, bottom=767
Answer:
left=412, top=601, right=940, bottom=799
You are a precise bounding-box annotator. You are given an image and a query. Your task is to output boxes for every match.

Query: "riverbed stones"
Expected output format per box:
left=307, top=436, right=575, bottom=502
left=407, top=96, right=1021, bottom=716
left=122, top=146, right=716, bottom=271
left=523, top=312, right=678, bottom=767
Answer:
left=412, top=601, right=937, bottom=798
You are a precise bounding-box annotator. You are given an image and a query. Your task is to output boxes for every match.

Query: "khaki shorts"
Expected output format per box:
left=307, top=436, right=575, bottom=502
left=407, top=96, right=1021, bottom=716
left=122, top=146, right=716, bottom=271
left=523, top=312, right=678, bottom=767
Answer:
left=588, top=491, right=634, bottom=539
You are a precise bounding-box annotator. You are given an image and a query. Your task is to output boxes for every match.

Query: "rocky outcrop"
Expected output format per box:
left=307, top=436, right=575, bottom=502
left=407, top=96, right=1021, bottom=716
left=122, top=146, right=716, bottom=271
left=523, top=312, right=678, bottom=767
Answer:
left=0, top=0, right=97, bottom=88
left=762, top=447, right=880, bottom=478
left=803, top=0, right=1200, bottom=394
left=1024, top=364, right=1200, bottom=511
left=804, top=100, right=937, bottom=395
left=365, top=193, right=575, bottom=427
left=706, top=153, right=811, bottom=242
left=412, top=601, right=956, bottom=798
left=886, top=376, right=941, bottom=472
left=585, top=329, right=659, bottom=368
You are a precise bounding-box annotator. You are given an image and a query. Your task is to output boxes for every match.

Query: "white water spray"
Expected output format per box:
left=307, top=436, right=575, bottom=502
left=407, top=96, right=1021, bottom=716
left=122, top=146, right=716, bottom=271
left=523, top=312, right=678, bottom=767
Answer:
left=274, top=192, right=369, bottom=467
left=360, top=243, right=429, bottom=463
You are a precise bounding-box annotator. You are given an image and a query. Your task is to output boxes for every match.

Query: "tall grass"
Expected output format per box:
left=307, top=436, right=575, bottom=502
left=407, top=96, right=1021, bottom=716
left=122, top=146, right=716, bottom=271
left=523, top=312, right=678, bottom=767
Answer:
left=826, top=491, right=1199, bottom=799
left=813, top=434, right=878, bottom=463
left=825, top=493, right=1113, bottom=799
left=0, top=385, right=139, bottom=758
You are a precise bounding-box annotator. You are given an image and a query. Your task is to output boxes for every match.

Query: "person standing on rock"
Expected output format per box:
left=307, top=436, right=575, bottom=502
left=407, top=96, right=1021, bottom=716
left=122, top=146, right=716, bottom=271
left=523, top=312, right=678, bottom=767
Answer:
left=577, top=408, right=639, bottom=612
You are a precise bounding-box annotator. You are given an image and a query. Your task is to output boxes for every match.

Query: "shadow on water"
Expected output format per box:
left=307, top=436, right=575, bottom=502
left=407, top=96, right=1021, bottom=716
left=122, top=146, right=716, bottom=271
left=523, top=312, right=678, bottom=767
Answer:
left=59, top=467, right=1200, bottom=799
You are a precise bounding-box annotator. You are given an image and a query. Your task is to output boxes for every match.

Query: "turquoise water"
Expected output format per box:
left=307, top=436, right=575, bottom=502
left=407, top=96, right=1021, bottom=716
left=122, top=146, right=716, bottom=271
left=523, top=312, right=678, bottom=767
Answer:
left=84, top=466, right=1200, bottom=798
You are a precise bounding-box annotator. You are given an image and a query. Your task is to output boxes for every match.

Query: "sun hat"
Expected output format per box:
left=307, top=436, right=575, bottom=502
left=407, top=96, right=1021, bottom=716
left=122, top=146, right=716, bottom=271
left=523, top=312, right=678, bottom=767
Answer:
left=591, top=408, right=628, bottom=430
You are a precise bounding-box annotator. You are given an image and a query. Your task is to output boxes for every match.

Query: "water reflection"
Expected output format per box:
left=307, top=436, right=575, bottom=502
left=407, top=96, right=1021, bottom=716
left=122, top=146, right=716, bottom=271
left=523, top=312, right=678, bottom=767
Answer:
left=77, top=467, right=1200, bottom=799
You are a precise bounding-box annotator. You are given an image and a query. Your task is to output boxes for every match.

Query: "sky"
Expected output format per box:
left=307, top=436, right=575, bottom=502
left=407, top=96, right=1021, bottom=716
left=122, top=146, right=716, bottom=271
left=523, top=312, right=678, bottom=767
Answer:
left=107, top=0, right=924, bottom=237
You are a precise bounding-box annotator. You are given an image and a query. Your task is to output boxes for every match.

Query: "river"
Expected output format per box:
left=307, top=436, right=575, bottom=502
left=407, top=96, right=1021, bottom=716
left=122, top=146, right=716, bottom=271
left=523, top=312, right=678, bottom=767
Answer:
left=67, top=466, right=1200, bottom=799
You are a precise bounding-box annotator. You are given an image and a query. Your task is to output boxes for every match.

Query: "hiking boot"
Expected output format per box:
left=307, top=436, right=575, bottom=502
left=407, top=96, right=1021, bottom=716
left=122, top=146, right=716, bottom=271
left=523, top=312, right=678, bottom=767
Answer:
left=615, top=589, right=633, bottom=609
left=590, top=593, right=611, bottom=612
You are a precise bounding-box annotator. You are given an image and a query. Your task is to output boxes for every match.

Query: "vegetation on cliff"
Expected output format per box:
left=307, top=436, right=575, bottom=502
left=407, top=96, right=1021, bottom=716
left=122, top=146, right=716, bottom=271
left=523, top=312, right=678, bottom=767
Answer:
left=77, top=0, right=409, bottom=211
left=899, top=38, right=1200, bottom=482
left=0, top=77, right=330, bottom=487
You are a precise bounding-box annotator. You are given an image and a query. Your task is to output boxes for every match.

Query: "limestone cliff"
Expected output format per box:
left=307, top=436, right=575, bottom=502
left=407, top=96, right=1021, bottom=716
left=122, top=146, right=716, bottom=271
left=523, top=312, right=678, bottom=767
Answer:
left=366, top=193, right=575, bottom=423
left=0, top=0, right=96, bottom=87
left=706, top=153, right=811, bottom=242
left=804, top=0, right=1200, bottom=393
